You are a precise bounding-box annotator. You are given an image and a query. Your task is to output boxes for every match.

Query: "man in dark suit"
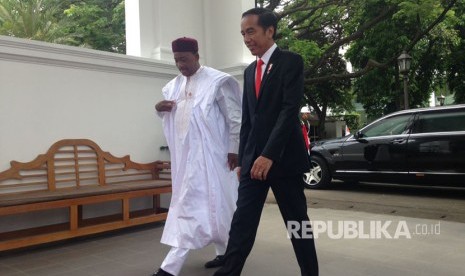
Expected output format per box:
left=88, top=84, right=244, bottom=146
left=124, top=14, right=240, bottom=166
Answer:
left=212, top=7, right=318, bottom=276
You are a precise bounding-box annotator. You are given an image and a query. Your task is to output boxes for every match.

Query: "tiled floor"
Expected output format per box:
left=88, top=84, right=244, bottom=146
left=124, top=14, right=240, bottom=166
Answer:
left=1, top=204, right=465, bottom=276
left=0, top=222, right=170, bottom=276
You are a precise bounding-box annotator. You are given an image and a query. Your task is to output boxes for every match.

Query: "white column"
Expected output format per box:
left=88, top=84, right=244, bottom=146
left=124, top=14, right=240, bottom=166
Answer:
left=125, top=0, right=158, bottom=58
left=203, top=0, right=255, bottom=69
left=125, top=0, right=141, bottom=56
left=156, top=0, right=205, bottom=62
left=125, top=0, right=255, bottom=73
left=240, top=0, right=257, bottom=64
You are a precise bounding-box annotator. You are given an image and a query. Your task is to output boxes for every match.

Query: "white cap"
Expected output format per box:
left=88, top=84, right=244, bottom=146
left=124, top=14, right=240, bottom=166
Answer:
left=300, top=106, right=310, bottom=113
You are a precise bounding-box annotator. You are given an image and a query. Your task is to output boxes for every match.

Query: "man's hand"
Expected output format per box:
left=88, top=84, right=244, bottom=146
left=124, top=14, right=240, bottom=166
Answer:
left=155, top=100, right=176, bottom=112
left=227, top=153, right=238, bottom=171
left=251, top=156, right=273, bottom=181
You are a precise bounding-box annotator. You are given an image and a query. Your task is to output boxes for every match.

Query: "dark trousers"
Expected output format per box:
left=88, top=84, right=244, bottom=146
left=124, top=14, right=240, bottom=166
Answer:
left=214, top=175, right=318, bottom=276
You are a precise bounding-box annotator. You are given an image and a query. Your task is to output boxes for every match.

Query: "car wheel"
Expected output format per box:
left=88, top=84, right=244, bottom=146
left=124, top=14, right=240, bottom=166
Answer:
left=303, top=155, right=331, bottom=189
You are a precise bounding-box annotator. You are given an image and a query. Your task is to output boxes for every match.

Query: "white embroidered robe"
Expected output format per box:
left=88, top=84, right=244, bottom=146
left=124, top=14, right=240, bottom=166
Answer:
left=158, top=66, right=241, bottom=249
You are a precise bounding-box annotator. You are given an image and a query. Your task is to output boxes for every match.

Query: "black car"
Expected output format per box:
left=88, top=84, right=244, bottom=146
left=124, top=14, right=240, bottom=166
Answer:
left=304, top=104, right=465, bottom=189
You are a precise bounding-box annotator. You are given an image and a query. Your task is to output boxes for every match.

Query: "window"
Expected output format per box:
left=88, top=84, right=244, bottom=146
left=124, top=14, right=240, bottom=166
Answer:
left=362, top=114, right=412, bottom=138
left=412, top=109, right=465, bottom=133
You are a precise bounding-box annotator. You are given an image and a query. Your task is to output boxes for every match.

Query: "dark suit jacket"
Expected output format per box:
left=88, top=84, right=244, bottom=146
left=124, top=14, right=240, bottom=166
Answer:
left=238, top=48, right=310, bottom=179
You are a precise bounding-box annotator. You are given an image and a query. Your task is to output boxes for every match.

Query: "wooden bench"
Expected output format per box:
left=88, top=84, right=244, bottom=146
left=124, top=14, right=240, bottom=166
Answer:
left=0, top=139, right=171, bottom=252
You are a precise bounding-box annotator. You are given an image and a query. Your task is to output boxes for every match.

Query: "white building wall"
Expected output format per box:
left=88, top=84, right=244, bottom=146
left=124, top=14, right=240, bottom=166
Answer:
left=0, top=36, right=177, bottom=172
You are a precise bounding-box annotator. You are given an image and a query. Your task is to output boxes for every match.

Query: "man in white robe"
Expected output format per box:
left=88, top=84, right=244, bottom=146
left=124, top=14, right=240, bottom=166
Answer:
left=152, top=37, right=241, bottom=276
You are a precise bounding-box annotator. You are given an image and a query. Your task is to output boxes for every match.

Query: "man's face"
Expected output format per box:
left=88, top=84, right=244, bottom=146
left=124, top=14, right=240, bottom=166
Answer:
left=174, top=52, right=199, bottom=77
left=240, top=14, right=274, bottom=57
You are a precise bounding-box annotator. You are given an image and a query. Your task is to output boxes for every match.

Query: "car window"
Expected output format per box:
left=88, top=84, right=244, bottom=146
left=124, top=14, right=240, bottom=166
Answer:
left=412, top=109, right=465, bottom=133
left=362, top=114, right=412, bottom=138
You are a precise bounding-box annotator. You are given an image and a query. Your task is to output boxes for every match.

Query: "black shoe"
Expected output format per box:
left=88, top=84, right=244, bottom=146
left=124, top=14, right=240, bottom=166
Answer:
left=204, top=255, right=225, bottom=268
left=152, top=268, right=174, bottom=276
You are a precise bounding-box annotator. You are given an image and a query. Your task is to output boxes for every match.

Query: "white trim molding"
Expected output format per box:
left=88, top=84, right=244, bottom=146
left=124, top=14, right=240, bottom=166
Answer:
left=0, top=36, right=179, bottom=79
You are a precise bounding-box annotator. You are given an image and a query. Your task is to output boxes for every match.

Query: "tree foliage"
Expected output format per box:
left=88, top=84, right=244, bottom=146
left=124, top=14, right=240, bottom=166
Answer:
left=446, top=0, right=465, bottom=103
left=61, top=0, right=125, bottom=53
left=345, top=0, right=460, bottom=119
left=0, top=0, right=66, bottom=42
left=0, top=0, right=125, bottom=53
left=259, top=0, right=463, bottom=128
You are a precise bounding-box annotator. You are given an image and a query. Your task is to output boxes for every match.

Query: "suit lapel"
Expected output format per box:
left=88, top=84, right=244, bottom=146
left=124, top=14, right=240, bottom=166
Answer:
left=246, top=63, right=257, bottom=107
left=257, top=48, right=281, bottom=100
